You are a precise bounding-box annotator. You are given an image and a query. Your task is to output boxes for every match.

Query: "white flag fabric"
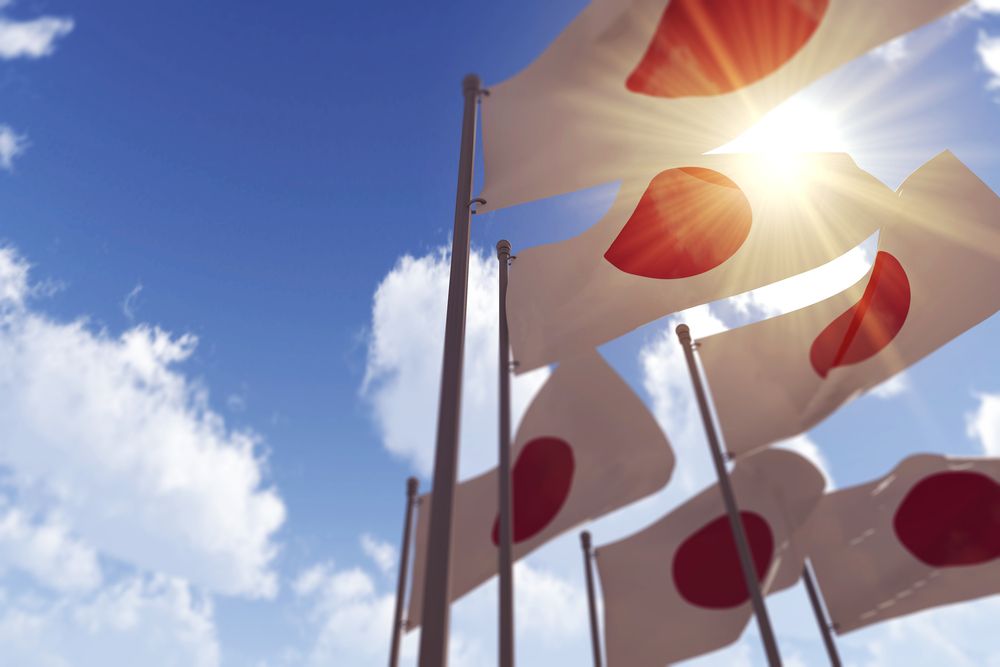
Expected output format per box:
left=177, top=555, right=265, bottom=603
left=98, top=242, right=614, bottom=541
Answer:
left=479, top=0, right=965, bottom=212
left=508, top=152, right=895, bottom=372
left=596, top=449, right=825, bottom=666
left=806, top=453, right=1000, bottom=633
left=405, top=350, right=673, bottom=630
left=698, top=151, right=1000, bottom=457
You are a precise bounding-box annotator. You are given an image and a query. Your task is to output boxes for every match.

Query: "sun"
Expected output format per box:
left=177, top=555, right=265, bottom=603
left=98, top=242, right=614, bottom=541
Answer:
left=709, top=97, right=850, bottom=180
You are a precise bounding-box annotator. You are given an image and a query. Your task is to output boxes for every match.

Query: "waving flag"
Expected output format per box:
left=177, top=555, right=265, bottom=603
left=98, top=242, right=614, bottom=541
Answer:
left=479, top=0, right=965, bottom=212
left=596, top=449, right=825, bottom=666
left=806, top=454, right=1000, bottom=633
left=698, top=151, right=1000, bottom=457
left=508, top=152, right=895, bottom=372
left=404, top=351, right=673, bottom=630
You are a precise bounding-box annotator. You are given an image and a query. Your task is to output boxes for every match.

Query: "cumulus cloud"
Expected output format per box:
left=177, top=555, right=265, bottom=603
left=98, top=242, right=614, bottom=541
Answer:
left=0, top=125, right=27, bottom=170
left=292, top=558, right=484, bottom=667
left=0, top=576, right=220, bottom=667
left=973, top=0, right=1000, bottom=14
left=0, top=506, right=101, bottom=592
left=0, top=246, right=285, bottom=598
left=363, top=248, right=548, bottom=479
left=966, top=392, right=1000, bottom=455
left=293, top=561, right=398, bottom=666
left=0, top=13, right=73, bottom=59
left=514, top=562, right=587, bottom=643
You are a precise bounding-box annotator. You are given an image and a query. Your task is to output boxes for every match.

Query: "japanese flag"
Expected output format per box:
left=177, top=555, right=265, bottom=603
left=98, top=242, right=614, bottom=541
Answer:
left=479, top=0, right=964, bottom=212
left=596, top=448, right=825, bottom=666
left=508, top=152, right=895, bottom=373
left=405, top=351, right=673, bottom=630
left=698, top=151, right=1000, bottom=457
left=806, top=454, right=1000, bottom=633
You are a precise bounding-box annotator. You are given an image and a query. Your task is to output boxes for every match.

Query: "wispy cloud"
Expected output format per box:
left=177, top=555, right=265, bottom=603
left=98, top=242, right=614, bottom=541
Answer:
left=977, top=30, right=1000, bottom=90
left=966, top=392, right=1000, bottom=455
left=122, top=282, right=143, bottom=321
left=0, top=125, right=26, bottom=170
left=870, top=36, right=909, bottom=66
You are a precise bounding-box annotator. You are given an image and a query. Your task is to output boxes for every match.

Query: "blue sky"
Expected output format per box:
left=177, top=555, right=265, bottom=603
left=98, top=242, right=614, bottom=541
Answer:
left=2, top=1, right=1000, bottom=665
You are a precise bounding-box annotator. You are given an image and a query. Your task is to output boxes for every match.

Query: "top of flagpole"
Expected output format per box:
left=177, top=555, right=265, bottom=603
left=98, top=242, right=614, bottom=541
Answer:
left=463, top=73, right=482, bottom=95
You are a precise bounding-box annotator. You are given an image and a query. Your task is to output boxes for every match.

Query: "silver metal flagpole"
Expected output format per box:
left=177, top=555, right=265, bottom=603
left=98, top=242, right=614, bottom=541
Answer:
left=497, top=240, right=515, bottom=667
left=417, top=73, right=483, bottom=667
left=389, top=477, right=419, bottom=667
left=580, top=531, right=604, bottom=667
left=802, top=561, right=842, bottom=667
left=676, top=324, right=783, bottom=667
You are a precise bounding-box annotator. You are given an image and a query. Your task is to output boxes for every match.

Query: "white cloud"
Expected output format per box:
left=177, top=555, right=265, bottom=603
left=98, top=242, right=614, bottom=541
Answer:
left=360, top=533, right=396, bottom=577
left=845, top=597, right=1000, bottom=667
left=0, top=576, right=220, bottom=667
left=363, top=248, right=548, bottom=479
left=0, top=8, right=73, bottom=171
left=294, top=562, right=400, bottom=666
left=977, top=30, right=1000, bottom=90
left=973, top=0, right=1000, bottom=14
left=966, top=392, right=1000, bottom=456
left=0, top=506, right=101, bottom=592
left=121, top=283, right=142, bottom=321
left=514, top=562, right=587, bottom=643
left=0, top=15, right=73, bottom=59
left=0, top=246, right=285, bottom=598
left=292, top=559, right=485, bottom=667
left=868, top=374, right=910, bottom=399
left=0, top=125, right=27, bottom=170
left=870, top=36, right=909, bottom=66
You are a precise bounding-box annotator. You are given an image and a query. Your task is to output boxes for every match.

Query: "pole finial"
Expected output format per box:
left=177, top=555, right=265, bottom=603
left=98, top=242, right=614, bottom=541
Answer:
left=581, top=530, right=592, bottom=550
left=406, top=476, right=419, bottom=497
left=463, top=73, right=482, bottom=94
left=496, top=239, right=512, bottom=258
left=676, top=323, right=692, bottom=344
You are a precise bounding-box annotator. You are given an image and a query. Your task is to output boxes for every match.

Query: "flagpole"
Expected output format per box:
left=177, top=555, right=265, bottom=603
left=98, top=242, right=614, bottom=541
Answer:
left=580, top=531, right=603, bottom=667
left=497, top=240, right=515, bottom=667
left=418, top=73, right=483, bottom=667
left=676, top=324, right=783, bottom=667
left=802, top=561, right=842, bottom=667
left=389, top=477, right=419, bottom=667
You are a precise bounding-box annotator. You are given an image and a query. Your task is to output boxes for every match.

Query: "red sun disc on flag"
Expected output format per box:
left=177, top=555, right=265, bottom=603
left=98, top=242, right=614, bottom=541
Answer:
left=604, top=167, right=752, bottom=279
left=810, top=251, right=911, bottom=379
left=894, top=471, right=1000, bottom=568
left=672, top=512, right=774, bottom=609
left=626, top=0, right=829, bottom=98
left=491, top=437, right=575, bottom=546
